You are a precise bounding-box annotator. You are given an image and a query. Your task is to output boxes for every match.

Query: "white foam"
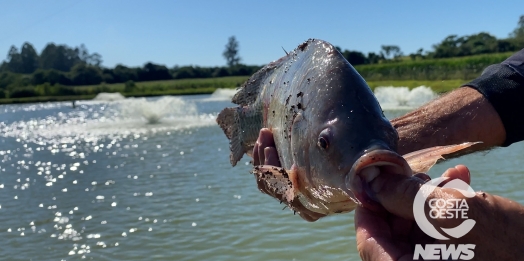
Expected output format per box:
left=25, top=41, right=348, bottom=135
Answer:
left=117, top=96, right=197, bottom=124
left=0, top=96, right=216, bottom=145
left=200, top=88, right=238, bottom=102
left=93, top=92, right=125, bottom=101
left=374, top=86, right=436, bottom=110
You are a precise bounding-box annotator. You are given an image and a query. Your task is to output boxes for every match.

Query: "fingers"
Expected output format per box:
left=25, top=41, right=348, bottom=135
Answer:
left=252, top=142, right=260, bottom=166
left=441, top=164, right=470, bottom=185
left=361, top=172, right=425, bottom=220
left=355, top=165, right=473, bottom=261
left=355, top=207, right=414, bottom=261
left=357, top=165, right=471, bottom=220
left=253, top=128, right=276, bottom=166
left=264, top=147, right=281, bottom=166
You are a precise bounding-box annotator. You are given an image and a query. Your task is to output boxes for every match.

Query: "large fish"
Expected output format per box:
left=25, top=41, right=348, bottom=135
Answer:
left=216, top=39, right=475, bottom=221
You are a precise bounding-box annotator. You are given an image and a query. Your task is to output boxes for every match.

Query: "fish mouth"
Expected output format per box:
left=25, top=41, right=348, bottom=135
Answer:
left=346, top=148, right=412, bottom=210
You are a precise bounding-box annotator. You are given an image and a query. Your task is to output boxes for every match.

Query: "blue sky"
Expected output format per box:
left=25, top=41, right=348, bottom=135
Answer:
left=0, top=0, right=522, bottom=68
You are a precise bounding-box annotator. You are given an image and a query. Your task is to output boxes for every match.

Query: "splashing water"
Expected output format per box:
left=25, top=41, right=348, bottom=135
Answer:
left=116, top=96, right=198, bottom=124
left=200, top=88, right=238, bottom=102
left=0, top=96, right=215, bottom=145
left=374, top=86, right=436, bottom=110
left=93, top=92, right=125, bottom=101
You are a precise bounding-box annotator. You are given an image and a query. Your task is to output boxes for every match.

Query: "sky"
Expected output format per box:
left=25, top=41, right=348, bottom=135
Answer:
left=0, top=0, right=522, bottom=68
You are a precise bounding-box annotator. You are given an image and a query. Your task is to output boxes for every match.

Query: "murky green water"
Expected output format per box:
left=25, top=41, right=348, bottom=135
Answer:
left=1, top=93, right=522, bottom=260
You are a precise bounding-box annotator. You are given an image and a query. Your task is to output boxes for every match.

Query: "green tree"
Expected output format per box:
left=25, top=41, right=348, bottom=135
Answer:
left=69, top=63, right=103, bottom=85
left=342, top=50, right=368, bottom=65
left=212, top=67, right=229, bottom=77
left=461, top=32, right=498, bottom=55
left=6, top=45, right=22, bottom=73
left=432, top=35, right=461, bottom=58
left=367, top=52, right=383, bottom=64
left=138, top=62, right=172, bottom=81
left=223, top=36, right=241, bottom=67
left=76, top=44, right=103, bottom=67
left=410, top=48, right=425, bottom=61
left=496, top=39, right=516, bottom=52
left=31, top=69, right=71, bottom=85
left=509, top=15, right=524, bottom=48
left=40, top=43, right=81, bottom=72
left=380, top=45, right=402, bottom=60
left=510, top=15, right=524, bottom=39
left=20, top=42, right=39, bottom=74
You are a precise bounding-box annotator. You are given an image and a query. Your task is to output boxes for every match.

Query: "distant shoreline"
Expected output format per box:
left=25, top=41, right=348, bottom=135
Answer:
left=0, top=78, right=469, bottom=105
left=2, top=52, right=507, bottom=105
left=0, top=88, right=221, bottom=105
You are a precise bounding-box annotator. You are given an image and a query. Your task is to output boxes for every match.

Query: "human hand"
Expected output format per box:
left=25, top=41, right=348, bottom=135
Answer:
left=252, top=128, right=281, bottom=167
left=354, top=165, right=524, bottom=261
left=252, top=128, right=326, bottom=221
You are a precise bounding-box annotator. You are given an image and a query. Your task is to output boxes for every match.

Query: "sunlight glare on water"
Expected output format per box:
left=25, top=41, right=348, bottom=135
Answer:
left=0, top=91, right=523, bottom=260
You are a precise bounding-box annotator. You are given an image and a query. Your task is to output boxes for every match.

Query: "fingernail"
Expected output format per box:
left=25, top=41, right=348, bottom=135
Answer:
left=366, top=174, right=384, bottom=194
left=264, top=148, right=272, bottom=164
left=361, top=166, right=380, bottom=183
left=347, top=174, right=362, bottom=194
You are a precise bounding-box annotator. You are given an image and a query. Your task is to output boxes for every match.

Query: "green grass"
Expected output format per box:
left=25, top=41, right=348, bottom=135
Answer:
left=2, top=54, right=503, bottom=105
left=0, top=76, right=249, bottom=104
left=366, top=79, right=469, bottom=94
left=75, top=76, right=249, bottom=92
left=355, top=52, right=512, bottom=81
left=0, top=78, right=466, bottom=105
left=0, top=95, right=97, bottom=104
left=0, top=52, right=513, bottom=104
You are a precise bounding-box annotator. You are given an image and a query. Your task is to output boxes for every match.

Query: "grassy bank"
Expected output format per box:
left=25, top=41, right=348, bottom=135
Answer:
left=74, top=76, right=249, bottom=93
left=0, top=95, right=97, bottom=105
left=4, top=51, right=506, bottom=105
left=355, top=52, right=511, bottom=81
left=0, top=76, right=248, bottom=104
left=366, top=79, right=468, bottom=93
left=0, top=78, right=467, bottom=105
left=0, top=52, right=511, bottom=104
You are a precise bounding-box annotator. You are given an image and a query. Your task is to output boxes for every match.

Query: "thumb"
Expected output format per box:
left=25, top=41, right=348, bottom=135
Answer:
left=366, top=172, right=425, bottom=220
left=356, top=165, right=471, bottom=220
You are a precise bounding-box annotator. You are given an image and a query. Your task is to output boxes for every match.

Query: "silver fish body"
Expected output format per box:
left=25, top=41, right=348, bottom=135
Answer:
left=217, top=39, right=475, bottom=221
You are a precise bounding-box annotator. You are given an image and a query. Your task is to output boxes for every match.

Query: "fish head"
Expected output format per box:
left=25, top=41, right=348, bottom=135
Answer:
left=282, top=40, right=412, bottom=220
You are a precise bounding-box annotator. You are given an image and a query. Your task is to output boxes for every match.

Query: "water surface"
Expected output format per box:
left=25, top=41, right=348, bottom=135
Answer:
left=1, top=89, right=522, bottom=260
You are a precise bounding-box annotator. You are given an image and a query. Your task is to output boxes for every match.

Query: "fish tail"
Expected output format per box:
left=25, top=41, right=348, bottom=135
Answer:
left=217, top=105, right=262, bottom=166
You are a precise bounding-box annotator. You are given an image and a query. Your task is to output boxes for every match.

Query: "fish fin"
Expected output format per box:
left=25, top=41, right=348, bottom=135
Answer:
left=217, top=106, right=263, bottom=166
left=403, top=142, right=481, bottom=173
left=253, top=165, right=296, bottom=204
left=281, top=46, right=289, bottom=55
left=216, top=107, right=244, bottom=166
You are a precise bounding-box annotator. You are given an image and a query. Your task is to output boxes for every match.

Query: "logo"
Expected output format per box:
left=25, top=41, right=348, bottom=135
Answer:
left=412, top=177, right=476, bottom=260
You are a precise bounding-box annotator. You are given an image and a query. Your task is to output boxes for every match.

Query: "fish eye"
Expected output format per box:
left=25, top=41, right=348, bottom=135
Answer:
left=317, top=129, right=330, bottom=150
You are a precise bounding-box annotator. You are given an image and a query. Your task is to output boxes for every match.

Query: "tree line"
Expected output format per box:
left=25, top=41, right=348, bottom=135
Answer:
left=0, top=15, right=523, bottom=99
left=337, top=15, right=524, bottom=65
left=0, top=40, right=261, bottom=98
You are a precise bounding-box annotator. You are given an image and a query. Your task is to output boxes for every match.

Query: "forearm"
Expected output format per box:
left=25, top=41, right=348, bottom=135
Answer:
left=391, top=87, right=506, bottom=155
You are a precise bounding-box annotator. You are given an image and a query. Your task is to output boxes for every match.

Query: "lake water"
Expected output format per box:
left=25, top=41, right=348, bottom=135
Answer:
left=1, top=88, right=523, bottom=260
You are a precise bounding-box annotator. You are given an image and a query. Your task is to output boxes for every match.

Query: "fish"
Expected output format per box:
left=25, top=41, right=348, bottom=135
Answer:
left=216, top=39, right=476, bottom=221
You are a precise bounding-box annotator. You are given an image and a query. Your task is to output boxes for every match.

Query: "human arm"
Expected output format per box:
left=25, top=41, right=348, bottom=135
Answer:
left=391, top=87, right=506, bottom=155
left=392, top=48, right=524, bottom=155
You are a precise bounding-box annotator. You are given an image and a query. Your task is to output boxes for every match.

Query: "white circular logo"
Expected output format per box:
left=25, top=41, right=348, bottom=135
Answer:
left=413, top=178, right=476, bottom=240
